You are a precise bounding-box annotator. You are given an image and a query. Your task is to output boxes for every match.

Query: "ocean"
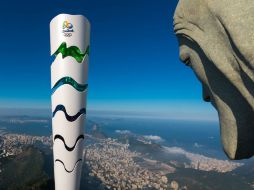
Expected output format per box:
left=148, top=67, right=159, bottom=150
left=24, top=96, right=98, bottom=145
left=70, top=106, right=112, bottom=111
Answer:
left=90, top=117, right=227, bottom=159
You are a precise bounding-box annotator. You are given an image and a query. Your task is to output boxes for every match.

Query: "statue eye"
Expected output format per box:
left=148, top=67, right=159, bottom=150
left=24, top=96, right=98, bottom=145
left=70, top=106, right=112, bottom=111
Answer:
left=184, top=58, right=191, bottom=67
left=179, top=51, right=191, bottom=67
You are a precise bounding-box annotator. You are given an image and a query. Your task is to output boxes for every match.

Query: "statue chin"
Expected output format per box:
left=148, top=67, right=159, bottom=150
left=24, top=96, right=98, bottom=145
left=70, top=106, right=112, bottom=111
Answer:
left=213, top=93, right=254, bottom=160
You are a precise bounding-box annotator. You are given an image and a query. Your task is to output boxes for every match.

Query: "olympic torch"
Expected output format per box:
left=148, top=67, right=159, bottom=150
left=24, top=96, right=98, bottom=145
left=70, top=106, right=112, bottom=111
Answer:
left=50, top=14, right=90, bottom=190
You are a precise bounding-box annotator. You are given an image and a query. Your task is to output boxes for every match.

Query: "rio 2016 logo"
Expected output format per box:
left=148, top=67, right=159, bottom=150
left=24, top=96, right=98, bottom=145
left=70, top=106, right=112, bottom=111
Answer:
left=62, top=21, right=74, bottom=37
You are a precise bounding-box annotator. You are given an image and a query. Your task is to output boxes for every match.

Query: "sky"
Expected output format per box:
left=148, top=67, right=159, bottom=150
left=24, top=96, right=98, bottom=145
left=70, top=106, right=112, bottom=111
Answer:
left=0, top=0, right=218, bottom=120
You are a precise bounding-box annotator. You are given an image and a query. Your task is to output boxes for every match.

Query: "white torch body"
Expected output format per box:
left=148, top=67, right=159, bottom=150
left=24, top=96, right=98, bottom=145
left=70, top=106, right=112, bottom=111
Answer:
left=50, top=14, right=90, bottom=190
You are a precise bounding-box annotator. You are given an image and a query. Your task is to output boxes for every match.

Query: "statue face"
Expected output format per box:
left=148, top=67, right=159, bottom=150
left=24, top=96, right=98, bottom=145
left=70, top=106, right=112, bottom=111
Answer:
left=174, top=0, right=254, bottom=160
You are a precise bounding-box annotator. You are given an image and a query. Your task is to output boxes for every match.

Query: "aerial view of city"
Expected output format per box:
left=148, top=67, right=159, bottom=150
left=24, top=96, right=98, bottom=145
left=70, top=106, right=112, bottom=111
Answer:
left=1, top=113, right=254, bottom=190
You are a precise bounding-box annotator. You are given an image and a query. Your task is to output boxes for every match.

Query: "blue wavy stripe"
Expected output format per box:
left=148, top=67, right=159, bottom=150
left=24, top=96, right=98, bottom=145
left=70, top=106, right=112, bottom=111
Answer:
left=54, top=134, right=84, bottom=151
left=55, top=159, right=82, bottom=173
left=51, top=76, right=88, bottom=94
left=52, top=105, right=86, bottom=122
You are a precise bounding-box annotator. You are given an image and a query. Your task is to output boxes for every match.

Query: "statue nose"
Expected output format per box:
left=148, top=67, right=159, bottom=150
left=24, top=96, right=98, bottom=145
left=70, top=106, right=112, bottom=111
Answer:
left=202, top=84, right=211, bottom=102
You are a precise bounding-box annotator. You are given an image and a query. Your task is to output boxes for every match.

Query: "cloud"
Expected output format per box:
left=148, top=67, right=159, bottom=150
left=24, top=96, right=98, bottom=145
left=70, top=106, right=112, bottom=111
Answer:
left=163, top=146, right=186, bottom=155
left=143, top=135, right=164, bottom=142
left=193, top=142, right=203, bottom=148
left=115, top=130, right=131, bottom=135
left=162, top=146, right=243, bottom=172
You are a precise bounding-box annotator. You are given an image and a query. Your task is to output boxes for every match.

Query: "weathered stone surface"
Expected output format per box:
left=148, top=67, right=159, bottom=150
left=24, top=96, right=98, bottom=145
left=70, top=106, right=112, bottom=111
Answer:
left=174, top=0, right=254, bottom=160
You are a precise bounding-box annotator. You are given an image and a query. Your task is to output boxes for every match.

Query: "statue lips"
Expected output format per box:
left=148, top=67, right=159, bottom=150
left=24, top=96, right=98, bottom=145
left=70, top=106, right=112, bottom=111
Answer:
left=173, top=0, right=254, bottom=160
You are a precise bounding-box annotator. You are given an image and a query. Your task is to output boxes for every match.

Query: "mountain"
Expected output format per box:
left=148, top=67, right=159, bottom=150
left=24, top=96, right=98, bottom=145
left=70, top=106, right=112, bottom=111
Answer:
left=0, top=146, right=50, bottom=190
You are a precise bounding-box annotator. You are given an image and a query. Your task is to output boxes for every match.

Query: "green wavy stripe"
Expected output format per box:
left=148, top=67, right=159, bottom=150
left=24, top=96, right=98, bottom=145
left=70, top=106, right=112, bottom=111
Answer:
left=52, top=77, right=88, bottom=93
left=54, top=42, right=89, bottom=63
